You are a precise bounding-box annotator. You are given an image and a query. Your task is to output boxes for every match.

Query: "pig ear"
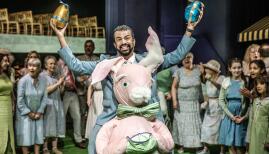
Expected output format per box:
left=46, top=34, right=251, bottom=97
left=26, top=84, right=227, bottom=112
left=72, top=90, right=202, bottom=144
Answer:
left=139, top=26, right=164, bottom=73
left=91, top=57, right=124, bottom=85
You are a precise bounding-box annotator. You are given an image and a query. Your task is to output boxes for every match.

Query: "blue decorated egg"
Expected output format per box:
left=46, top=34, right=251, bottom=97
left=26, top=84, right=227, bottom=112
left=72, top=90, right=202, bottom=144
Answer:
left=184, top=1, right=204, bottom=23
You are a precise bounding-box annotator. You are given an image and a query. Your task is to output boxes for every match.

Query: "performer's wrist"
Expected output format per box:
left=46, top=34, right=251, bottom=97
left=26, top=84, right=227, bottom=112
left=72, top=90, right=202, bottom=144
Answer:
left=186, top=27, right=194, bottom=33
left=185, top=25, right=194, bottom=37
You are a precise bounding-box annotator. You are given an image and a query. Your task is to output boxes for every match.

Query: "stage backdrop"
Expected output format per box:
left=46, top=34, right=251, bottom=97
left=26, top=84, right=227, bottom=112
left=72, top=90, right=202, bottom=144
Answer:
left=0, top=34, right=106, bottom=54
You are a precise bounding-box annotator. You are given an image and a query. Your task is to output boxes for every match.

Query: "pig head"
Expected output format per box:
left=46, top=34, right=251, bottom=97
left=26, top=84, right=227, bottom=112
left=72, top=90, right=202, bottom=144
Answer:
left=113, top=64, right=152, bottom=107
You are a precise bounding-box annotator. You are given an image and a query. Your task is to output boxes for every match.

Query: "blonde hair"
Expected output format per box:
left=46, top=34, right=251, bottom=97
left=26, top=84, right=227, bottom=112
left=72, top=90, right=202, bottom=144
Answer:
left=243, top=44, right=260, bottom=63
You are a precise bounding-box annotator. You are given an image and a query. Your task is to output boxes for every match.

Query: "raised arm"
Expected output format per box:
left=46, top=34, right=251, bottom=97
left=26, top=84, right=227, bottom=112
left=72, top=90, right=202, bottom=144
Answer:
left=47, top=76, right=64, bottom=94
left=50, top=20, right=98, bottom=75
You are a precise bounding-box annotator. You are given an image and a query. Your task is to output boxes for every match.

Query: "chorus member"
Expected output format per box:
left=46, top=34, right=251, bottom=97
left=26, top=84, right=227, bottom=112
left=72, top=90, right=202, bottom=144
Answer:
left=242, top=44, right=261, bottom=76
left=16, top=58, right=47, bottom=154
left=249, top=76, right=269, bottom=154
left=218, top=58, right=248, bottom=154
left=199, top=60, right=225, bottom=154
left=171, top=52, right=203, bottom=153
left=0, top=52, right=16, bottom=154
left=42, top=56, right=65, bottom=154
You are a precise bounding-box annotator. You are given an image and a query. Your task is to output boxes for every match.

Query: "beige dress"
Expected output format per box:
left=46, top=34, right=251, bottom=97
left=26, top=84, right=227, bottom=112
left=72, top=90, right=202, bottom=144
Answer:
left=85, top=82, right=103, bottom=139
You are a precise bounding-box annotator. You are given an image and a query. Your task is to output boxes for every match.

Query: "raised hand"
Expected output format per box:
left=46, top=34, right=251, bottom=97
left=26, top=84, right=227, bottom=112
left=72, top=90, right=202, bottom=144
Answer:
left=57, top=76, right=65, bottom=86
left=50, top=19, right=68, bottom=37
left=240, top=88, right=252, bottom=99
left=50, top=19, right=68, bottom=48
left=198, top=62, right=205, bottom=74
left=187, top=3, right=204, bottom=30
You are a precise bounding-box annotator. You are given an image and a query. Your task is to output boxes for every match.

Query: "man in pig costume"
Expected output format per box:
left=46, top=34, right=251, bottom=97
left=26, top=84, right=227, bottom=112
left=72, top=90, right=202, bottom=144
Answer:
left=90, top=40, right=174, bottom=153
left=50, top=8, right=203, bottom=153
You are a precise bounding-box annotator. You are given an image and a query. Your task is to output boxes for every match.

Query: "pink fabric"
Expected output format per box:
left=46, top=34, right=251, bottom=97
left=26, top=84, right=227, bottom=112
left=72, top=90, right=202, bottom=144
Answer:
left=96, top=63, right=174, bottom=154
left=96, top=116, right=174, bottom=154
left=94, top=27, right=172, bottom=154
left=91, top=57, right=124, bottom=85
left=113, top=64, right=152, bottom=106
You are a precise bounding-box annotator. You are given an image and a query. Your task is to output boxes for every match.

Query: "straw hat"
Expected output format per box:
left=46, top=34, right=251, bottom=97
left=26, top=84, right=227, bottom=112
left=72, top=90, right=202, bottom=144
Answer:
left=0, top=48, right=10, bottom=54
left=202, top=59, right=221, bottom=73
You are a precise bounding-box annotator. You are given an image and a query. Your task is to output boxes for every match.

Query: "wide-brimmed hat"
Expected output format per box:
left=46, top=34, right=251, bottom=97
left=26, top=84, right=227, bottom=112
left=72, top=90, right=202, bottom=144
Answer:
left=202, top=59, right=221, bottom=73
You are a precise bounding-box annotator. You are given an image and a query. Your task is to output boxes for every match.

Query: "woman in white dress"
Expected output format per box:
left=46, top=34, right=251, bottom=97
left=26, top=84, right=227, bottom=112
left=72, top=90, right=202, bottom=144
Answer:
left=85, top=81, right=103, bottom=139
left=199, top=60, right=225, bottom=154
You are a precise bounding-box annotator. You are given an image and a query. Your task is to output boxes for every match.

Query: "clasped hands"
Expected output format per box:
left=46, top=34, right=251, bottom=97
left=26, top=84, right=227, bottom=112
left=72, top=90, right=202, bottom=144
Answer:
left=231, top=115, right=244, bottom=124
left=28, top=112, right=42, bottom=120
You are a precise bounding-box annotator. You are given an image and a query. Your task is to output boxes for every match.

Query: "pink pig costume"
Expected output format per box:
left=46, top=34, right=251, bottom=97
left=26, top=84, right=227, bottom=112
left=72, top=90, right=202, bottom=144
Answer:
left=92, top=60, right=174, bottom=154
left=91, top=36, right=174, bottom=153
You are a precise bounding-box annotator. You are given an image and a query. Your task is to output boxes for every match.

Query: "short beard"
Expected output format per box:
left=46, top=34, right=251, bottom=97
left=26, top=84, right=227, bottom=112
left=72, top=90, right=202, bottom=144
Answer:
left=117, top=48, right=133, bottom=57
left=85, top=51, right=93, bottom=56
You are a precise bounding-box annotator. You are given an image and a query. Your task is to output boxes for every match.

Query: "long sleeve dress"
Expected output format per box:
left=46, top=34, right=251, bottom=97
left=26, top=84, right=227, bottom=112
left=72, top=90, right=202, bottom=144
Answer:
left=15, top=74, right=47, bottom=146
left=218, top=78, right=248, bottom=147
left=0, top=73, right=15, bottom=154
left=42, top=71, right=65, bottom=138
left=249, top=97, right=269, bottom=154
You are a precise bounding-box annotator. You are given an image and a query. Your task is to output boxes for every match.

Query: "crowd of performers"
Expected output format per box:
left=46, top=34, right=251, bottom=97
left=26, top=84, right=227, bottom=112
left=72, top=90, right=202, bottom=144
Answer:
left=1, top=13, right=269, bottom=154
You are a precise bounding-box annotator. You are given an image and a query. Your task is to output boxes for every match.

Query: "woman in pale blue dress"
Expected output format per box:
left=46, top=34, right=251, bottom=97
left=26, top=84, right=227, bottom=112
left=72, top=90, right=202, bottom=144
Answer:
left=16, top=58, right=47, bottom=154
left=171, top=52, right=203, bottom=153
left=42, top=56, right=65, bottom=154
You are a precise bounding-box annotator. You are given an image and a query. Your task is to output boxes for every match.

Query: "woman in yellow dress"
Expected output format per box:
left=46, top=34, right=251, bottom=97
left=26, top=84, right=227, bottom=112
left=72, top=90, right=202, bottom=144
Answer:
left=0, top=51, right=15, bottom=154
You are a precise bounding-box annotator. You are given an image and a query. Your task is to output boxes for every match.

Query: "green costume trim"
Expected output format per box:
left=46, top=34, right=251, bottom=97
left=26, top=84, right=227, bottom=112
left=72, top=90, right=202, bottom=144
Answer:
left=116, top=102, right=159, bottom=120
left=126, top=132, right=157, bottom=154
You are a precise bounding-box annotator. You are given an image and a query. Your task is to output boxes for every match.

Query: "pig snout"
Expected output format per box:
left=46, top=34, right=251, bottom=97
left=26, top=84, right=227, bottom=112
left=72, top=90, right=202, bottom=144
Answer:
left=129, top=87, right=151, bottom=105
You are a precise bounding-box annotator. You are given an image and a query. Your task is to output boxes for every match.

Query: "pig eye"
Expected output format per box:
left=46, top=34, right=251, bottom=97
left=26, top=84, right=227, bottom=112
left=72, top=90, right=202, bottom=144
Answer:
left=122, top=82, right=129, bottom=88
